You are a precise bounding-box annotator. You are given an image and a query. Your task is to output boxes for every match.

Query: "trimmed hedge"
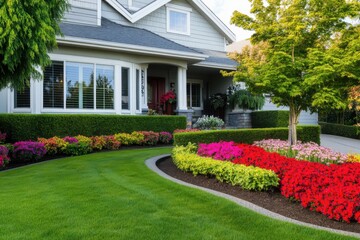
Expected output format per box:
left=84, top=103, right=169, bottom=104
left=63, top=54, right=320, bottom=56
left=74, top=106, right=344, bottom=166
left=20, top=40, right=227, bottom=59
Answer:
left=172, top=145, right=279, bottom=191
left=174, top=125, right=320, bottom=146
left=251, top=110, right=289, bottom=128
left=0, top=114, right=186, bottom=142
left=319, top=122, right=359, bottom=139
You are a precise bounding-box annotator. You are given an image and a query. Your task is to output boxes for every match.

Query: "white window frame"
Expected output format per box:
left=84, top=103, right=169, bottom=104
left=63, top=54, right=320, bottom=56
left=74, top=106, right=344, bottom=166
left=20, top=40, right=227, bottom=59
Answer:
left=134, top=67, right=142, bottom=114
left=187, top=79, right=203, bottom=110
left=10, top=82, right=32, bottom=113
left=166, top=4, right=191, bottom=35
left=44, top=54, right=136, bottom=115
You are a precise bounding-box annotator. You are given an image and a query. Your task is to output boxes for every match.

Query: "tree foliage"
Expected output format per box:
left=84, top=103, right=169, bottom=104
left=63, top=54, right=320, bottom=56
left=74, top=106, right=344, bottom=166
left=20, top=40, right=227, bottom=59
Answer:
left=0, top=0, right=68, bottom=91
left=227, top=0, right=360, bottom=144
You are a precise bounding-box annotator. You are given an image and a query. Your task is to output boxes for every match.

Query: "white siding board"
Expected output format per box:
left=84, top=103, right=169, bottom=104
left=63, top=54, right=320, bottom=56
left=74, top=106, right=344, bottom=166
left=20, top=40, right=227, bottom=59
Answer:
left=64, top=5, right=98, bottom=25
left=0, top=89, right=7, bottom=113
left=101, top=0, right=226, bottom=51
left=102, top=1, right=131, bottom=25
left=70, top=0, right=97, bottom=9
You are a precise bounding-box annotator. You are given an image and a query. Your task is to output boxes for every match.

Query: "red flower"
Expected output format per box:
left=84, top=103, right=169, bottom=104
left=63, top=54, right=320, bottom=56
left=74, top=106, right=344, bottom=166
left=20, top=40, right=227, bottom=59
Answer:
left=160, top=90, right=176, bottom=105
left=231, top=143, right=360, bottom=223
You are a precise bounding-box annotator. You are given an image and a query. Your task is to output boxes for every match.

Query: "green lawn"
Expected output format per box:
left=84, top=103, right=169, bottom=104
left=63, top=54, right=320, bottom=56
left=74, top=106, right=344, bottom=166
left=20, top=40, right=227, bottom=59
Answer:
left=0, top=147, right=356, bottom=240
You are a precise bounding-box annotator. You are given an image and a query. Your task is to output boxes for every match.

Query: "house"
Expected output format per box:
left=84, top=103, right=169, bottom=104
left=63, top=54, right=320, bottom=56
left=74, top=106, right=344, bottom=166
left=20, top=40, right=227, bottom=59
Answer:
left=0, top=0, right=237, bottom=124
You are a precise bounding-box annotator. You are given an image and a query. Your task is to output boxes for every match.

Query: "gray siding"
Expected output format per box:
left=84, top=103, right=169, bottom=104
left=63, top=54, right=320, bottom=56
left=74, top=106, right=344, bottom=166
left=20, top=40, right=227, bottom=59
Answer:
left=263, top=97, right=318, bottom=125
left=116, top=0, right=128, bottom=7
left=133, top=0, right=154, bottom=9
left=64, top=0, right=98, bottom=25
left=102, top=0, right=226, bottom=51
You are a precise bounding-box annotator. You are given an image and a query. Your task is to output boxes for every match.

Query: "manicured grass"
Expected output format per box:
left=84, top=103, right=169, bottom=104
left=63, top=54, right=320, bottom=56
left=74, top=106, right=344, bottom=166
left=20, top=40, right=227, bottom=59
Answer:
left=0, top=148, right=356, bottom=239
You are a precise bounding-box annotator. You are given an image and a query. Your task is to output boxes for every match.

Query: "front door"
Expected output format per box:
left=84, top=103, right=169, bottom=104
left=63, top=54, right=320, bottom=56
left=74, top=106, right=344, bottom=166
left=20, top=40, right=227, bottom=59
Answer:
left=147, top=77, right=165, bottom=112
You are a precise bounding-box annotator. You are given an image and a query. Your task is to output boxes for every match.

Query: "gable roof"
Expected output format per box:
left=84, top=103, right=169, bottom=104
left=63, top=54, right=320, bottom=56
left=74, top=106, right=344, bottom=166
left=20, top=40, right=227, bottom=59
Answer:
left=104, top=0, right=236, bottom=42
left=57, top=18, right=207, bottom=60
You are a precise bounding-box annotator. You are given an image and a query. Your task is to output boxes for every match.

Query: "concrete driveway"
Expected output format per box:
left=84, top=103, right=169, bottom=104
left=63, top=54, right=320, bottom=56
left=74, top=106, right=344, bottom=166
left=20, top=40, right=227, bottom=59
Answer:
left=321, top=134, right=360, bottom=154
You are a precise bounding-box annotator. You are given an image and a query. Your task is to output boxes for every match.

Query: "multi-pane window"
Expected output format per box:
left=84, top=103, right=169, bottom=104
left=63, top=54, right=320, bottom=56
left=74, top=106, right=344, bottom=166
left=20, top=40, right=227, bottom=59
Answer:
left=187, top=81, right=202, bottom=109
left=96, top=65, right=114, bottom=109
left=43, top=61, right=116, bottom=110
left=167, top=6, right=190, bottom=35
left=14, top=84, right=30, bottom=108
left=43, top=61, right=64, bottom=108
left=122, top=67, right=130, bottom=110
left=66, top=62, right=94, bottom=109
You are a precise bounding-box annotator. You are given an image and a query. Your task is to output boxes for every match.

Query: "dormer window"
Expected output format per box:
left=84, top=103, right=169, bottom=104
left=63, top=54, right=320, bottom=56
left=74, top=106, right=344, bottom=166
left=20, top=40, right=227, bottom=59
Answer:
left=166, top=4, right=191, bottom=35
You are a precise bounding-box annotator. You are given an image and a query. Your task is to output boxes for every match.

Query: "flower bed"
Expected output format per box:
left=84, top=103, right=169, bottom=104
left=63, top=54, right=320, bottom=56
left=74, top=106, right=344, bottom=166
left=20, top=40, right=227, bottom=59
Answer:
left=12, top=141, right=47, bottom=163
left=172, top=143, right=279, bottom=191
left=232, top=144, right=360, bottom=223
left=0, top=131, right=173, bottom=169
left=0, top=145, right=10, bottom=168
left=253, top=139, right=347, bottom=164
left=197, top=141, right=243, bottom=161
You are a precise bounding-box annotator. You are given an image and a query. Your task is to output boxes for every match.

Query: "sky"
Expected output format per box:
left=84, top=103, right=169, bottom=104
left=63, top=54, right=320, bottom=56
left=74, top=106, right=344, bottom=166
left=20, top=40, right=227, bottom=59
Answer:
left=202, top=0, right=253, bottom=41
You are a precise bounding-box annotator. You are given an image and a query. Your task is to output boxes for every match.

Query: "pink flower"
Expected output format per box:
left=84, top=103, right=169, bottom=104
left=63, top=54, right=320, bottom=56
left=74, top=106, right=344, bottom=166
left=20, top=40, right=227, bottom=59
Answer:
left=197, top=141, right=243, bottom=161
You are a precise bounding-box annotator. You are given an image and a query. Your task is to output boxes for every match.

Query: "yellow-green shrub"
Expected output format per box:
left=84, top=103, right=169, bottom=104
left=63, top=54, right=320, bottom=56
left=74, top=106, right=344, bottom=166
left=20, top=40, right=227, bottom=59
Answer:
left=347, top=154, right=360, bottom=163
left=114, top=132, right=144, bottom=145
left=172, top=144, right=279, bottom=191
left=37, top=136, right=68, bottom=156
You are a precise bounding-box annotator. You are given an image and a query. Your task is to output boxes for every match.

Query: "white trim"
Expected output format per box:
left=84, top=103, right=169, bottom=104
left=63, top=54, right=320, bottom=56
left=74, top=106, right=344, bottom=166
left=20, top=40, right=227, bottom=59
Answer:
left=119, top=62, right=133, bottom=113
left=42, top=54, right=136, bottom=114
left=166, top=3, right=192, bottom=12
left=103, top=0, right=235, bottom=42
left=97, top=0, right=101, bottom=26
left=10, top=81, right=32, bottom=113
left=190, top=0, right=235, bottom=42
left=193, top=62, right=237, bottom=70
left=56, top=36, right=207, bottom=61
left=166, top=6, right=191, bottom=36
left=104, top=0, right=171, bottom=23
left=41, top=108, right=116, bottom=114
left=131, top=0, right=171, bottom=22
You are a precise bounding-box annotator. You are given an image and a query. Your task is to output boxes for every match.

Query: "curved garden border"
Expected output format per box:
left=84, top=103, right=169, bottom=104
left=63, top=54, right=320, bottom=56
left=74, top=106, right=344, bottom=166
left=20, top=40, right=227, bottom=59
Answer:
left=145, top=154, right=360, bottom=239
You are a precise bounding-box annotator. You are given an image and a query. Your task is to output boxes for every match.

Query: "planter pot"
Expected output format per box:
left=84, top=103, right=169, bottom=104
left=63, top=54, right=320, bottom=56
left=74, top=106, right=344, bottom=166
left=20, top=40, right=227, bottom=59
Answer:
left=227, top=110, right=252, bottom=128
left=164, top=102, right=175, bottom=115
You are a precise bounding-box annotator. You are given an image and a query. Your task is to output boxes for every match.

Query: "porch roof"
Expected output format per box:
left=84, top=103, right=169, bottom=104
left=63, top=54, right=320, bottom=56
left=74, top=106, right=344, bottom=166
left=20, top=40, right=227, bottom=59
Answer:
left=58, top=18, right=206, bottom=60
left=193, top=49, right=238, bottom=70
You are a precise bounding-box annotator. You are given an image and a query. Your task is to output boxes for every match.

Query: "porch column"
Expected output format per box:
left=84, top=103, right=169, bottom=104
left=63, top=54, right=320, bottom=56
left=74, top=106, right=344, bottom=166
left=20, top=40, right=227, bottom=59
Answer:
left=176, top=66, right=194, bottom=128
left=31, top=67, right=42, bottom=114
left=177, top=66, right=187, bottom=111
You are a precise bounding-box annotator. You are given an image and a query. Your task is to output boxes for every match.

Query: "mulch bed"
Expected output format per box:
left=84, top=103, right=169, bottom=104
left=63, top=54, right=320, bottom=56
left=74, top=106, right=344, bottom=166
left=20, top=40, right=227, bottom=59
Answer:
left=157, top=156, right=360, bottom=234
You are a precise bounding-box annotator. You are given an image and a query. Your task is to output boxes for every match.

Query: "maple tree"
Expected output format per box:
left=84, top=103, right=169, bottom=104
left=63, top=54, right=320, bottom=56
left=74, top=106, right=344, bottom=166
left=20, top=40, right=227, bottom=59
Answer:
left=227, top=0, right=360, bottom=144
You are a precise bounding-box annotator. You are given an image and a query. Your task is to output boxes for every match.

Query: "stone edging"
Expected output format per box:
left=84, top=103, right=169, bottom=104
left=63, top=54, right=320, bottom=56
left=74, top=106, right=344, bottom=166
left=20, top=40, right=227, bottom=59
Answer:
left=145, top=154, right=360, bottom=239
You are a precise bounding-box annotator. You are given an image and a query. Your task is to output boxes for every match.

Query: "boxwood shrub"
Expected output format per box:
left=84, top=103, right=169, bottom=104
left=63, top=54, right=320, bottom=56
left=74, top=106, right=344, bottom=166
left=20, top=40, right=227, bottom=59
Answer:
left=0, top=114, right=186, bottom=142
left=251, top=110, right=289, bottom=128
left=319, top=122, right=359, bottom=139
left=173, top=125, right=320, bottom=146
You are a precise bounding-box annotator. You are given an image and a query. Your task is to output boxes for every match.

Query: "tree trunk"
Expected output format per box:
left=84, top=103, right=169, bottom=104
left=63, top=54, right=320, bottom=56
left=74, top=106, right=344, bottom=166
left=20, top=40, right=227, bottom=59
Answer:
left=288, top=105, right=300, bottom=145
